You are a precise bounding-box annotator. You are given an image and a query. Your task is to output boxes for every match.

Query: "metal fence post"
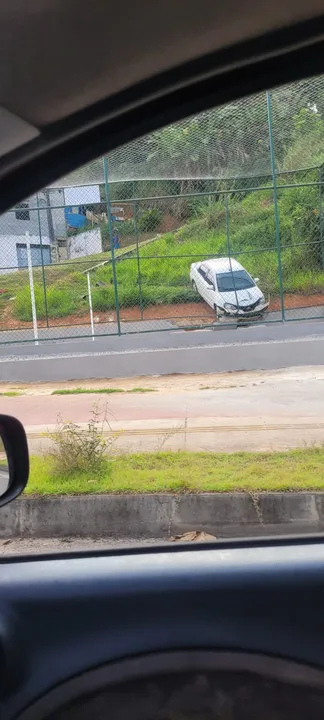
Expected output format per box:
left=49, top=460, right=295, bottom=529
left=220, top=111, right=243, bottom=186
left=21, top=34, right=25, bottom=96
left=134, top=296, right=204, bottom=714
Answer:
left=103, top=157, right=121, bottom=335
left=87, top=271, right=95, bottom=341
left=225, top=193, right=239, bottom=311
left=133, top=201, right=144, bottom=320
left=318, top=166, right=324, bottom=269
left=266, top=90, right=285, bottom=321
left=26, top=232, right=39, bottom=345
left=36, top=193, right=49, bottom=328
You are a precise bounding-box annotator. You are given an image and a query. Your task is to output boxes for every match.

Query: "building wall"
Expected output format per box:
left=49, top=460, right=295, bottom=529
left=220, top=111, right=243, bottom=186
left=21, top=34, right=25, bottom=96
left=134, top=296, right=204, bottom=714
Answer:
left=0, top=190, right=66, bottom=242
left=68, top=227, right=102, bottom=259
left=0, top=234, right=51, bottom=274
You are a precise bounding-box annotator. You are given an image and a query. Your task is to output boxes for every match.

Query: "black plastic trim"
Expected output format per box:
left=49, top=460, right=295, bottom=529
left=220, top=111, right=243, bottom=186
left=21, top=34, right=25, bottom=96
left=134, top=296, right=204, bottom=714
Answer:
left=0, top=16, right=323, bottom=211
left=16, top=650, right=324, bottom=720
left=0, top=415, right=29, bottom=507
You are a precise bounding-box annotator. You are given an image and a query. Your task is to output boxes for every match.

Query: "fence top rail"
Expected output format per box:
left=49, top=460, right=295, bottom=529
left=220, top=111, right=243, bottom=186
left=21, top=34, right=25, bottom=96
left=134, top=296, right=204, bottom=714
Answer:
left=81, top=234, right=161, bottom=274
left=46, top=163, right=322, bottom=191
left=9, top=179, right=324, bottom=213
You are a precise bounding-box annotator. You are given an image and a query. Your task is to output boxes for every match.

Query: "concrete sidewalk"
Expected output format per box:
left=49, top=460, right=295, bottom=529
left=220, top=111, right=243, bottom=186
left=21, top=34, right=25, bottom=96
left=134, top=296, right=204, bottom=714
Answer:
left=2, top=365, right=324, bottom=453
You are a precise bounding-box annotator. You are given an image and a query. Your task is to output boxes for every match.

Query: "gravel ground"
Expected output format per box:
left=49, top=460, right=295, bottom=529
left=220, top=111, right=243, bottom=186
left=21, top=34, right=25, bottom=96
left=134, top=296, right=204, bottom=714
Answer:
left=0, top=537, right=165, bottom=555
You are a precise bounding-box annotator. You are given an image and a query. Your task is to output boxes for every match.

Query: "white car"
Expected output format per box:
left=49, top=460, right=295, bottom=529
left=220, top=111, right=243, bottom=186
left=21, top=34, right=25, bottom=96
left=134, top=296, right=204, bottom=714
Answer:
left=190, top=257, right=269, bottom=319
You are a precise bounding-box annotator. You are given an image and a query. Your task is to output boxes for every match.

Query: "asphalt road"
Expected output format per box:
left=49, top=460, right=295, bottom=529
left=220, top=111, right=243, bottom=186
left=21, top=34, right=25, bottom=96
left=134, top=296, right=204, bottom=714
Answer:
left=2, top=319, right=324, bottom=382
left=0, top=466, right=9, bottom=495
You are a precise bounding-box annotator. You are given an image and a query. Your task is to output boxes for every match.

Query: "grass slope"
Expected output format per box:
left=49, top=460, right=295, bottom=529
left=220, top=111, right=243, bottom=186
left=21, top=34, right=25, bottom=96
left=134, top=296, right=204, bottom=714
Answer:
left=9, top=182, right=324, bottom=322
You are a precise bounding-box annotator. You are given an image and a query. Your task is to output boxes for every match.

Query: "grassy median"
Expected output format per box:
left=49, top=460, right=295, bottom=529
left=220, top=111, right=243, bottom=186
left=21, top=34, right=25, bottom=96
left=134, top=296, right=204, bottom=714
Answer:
left=25, top=447, right=324, bottom=495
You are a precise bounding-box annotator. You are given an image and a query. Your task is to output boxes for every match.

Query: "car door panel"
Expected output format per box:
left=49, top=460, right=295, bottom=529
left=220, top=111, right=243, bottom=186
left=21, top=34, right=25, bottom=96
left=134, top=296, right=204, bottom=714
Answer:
left=195, top=265, right=209, bottom=302
left=204, top=269, right=216, bottom=308
left=3, top=539, right=324, bottom=719
left=213, top=275, right=224, bottom=310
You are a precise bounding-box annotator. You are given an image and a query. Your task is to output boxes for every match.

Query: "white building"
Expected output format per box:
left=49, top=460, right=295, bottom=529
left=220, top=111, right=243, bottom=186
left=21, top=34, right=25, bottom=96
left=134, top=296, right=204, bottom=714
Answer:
left=0, top=185, right=102, bottom=273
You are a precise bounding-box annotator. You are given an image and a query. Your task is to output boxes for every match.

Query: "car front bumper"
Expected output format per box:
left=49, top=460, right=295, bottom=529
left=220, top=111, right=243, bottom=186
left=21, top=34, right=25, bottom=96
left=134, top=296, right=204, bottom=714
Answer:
left=221, top=302, right=269, bottom=318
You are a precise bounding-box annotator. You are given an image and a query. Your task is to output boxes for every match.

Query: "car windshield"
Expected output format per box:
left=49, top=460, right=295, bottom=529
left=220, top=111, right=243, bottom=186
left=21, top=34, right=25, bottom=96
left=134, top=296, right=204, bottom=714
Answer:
left=216, top=270, right=255, bottom=292
left=2, top=71, right=324, bottom=553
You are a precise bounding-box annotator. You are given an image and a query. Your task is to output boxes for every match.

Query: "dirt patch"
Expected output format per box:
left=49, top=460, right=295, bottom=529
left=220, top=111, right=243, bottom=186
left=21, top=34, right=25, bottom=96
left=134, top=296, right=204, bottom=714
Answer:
left=4, top=367, right=323, bottom=396
left=270, top=293, right=324, bottom=310
left=2, top=293, right=324, bottom=332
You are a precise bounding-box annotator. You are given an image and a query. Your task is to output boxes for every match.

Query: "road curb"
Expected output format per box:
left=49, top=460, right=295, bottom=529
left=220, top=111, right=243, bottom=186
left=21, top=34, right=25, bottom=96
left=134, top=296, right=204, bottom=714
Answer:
left=1, top=493, right=324, bottom=539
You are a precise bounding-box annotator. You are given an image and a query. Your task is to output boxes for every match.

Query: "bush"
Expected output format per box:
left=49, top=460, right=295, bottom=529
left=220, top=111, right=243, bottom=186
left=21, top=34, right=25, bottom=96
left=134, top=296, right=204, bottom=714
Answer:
left=138, top=208, right=162, bottom=232
left=49, top=407, right=112, bottom=477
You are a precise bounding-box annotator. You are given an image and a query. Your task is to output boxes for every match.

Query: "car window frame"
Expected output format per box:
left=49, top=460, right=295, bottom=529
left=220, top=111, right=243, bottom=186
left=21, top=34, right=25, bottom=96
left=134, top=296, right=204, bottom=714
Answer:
left=205, top=269, right=215, bottom=288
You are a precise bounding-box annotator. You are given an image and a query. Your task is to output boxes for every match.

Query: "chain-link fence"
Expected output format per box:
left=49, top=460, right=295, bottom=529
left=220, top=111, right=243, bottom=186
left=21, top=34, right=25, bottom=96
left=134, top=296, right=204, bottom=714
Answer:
left=1, top=76, right=324, bottom=343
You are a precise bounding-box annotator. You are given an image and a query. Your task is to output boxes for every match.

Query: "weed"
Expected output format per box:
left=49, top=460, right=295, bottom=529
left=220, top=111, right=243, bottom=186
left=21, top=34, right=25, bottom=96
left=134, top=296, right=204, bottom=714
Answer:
left=48, top=406, right=113, bottom=477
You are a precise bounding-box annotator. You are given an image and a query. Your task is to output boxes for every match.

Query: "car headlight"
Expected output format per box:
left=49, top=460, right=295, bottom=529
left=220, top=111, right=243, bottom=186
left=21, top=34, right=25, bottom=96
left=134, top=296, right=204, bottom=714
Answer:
left=224, top=303, right=237, bottom=311
left=257, top=295, right=265, bottom=305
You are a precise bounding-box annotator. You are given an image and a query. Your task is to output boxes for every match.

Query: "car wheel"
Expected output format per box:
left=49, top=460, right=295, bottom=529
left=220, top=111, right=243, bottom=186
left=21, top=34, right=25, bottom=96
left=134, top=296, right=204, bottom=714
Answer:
left=192, top=280, right=198, bottom=293
left=214, top=304, right=220, bottom=320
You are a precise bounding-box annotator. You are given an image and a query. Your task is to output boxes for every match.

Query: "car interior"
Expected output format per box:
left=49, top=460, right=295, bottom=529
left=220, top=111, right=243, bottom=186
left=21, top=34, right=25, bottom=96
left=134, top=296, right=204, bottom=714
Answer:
left=2, top=1, right=324, bottom=718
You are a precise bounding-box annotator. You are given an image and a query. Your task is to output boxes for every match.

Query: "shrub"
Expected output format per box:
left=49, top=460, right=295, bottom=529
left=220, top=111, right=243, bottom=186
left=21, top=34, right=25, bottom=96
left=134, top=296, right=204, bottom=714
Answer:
left=49, top=407, right=112, bottom=477
left=138, top=208, right=162, bottom=232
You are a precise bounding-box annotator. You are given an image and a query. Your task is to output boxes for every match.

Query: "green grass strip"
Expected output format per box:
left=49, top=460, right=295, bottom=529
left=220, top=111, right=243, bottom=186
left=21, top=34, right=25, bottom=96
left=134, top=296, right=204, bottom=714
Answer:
left=25, top=447, right=324, bottom=495
left=51, top=387, right=156, bottom=395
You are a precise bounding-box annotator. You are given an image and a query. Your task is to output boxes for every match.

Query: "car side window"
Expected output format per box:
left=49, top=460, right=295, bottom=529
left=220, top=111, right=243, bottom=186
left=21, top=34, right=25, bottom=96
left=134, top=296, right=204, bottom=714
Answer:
left=198, top=265, right=208, bottom=280
left=205, top=270, right=214, bottom=288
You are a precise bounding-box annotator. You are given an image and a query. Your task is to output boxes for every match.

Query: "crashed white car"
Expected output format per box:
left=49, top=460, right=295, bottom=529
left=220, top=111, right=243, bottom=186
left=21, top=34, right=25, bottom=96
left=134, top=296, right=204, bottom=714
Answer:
left=190, top=257, right=269, bottom=319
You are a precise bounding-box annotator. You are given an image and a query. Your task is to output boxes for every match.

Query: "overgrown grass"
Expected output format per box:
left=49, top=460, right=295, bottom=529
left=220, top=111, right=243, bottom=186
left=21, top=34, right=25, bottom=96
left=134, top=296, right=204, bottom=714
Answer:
left=51, top=387, right=156, bottom=395
left=25, top=447, right=324, bottom=495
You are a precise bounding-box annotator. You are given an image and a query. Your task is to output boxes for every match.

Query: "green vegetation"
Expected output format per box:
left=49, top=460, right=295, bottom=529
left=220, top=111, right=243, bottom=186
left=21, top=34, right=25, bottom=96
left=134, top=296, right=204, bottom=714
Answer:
left=0, top=391, right=21, bottom=397
left=26, top=447, right=324, bottom=495
left=138, top=208, right=162, bottom=232
left=49, top=411, right=111, bottom=478
left=12, top=177, right=324, bottom=322
left=127, top=387, right=156, bottom=393
left=6, top=95, right=324, bottom=323
left=51, top=387, right=156, bottom=395
left=52, top=387, right=125, bottom=395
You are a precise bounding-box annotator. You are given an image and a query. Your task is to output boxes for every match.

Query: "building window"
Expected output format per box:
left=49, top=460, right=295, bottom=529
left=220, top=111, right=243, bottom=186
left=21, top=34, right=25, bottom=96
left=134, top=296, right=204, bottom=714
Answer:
left=15, top=202, right=30, bottom=221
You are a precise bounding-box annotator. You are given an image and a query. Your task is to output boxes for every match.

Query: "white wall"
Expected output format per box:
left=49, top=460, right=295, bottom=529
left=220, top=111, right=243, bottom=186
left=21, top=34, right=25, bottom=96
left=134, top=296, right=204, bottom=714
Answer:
left=68, top=227, right=102, bottom=259
left=0, top=234, right=51, bottom=274
left=64, top=185, right=100, bottom=206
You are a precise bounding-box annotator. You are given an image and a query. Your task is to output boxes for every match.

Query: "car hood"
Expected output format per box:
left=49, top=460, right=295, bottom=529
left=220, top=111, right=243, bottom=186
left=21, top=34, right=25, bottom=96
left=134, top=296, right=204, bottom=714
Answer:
left=220, top=286, right=263, bottom=306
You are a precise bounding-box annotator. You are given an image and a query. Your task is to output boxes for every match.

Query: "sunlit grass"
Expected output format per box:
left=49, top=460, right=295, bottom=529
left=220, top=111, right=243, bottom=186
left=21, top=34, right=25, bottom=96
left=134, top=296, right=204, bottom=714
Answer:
left=51, top=387, right=156, bottom=395
left=25, top=447, right=324, bottom=495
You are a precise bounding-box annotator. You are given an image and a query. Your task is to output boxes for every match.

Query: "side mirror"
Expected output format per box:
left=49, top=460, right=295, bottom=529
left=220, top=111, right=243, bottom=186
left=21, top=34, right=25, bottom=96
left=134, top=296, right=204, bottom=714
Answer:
left=0, top=415, right=29, bottom=507
left=254, top=277, right=260, bottom=284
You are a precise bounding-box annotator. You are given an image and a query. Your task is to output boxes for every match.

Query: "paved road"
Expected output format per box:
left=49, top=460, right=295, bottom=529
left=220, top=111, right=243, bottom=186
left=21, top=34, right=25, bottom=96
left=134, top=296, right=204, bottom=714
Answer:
left=3, top=366, right=324, bottom=453
left=1, top=303, right=324, bottom=345
left=0, top=466, right=9, bottom=495
left=2, top=319, right=324, bottom=382
left=0, top=537, right=161, bottom=555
